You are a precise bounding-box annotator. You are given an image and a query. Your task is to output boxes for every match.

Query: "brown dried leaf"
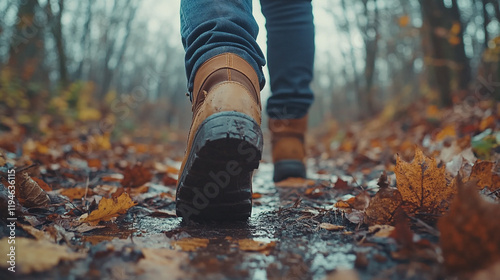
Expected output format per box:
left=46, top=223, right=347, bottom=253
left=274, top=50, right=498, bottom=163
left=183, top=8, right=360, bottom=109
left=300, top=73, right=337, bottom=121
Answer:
left=395, top=149, right=456, bottom=217
left=16, top=172, right=50, bottom=208
left=60, top=187, right=93, bottom=200
left=319, top=223, right=345, bottom=231
left=333, top=178, right=351, bottom=192
left=438, top=176, right=500, bottom=273
left=365, top=174, right=403, bottom=225
left=172, top=237, right=209, bottom=252
left=83, top=192, right=136, bottom=225
left=138, top=248, right=188, bottom=279
left=368, top=225, right=395, bottom=238
left=121, top=163, right=152, bottom=188
left=238, top=239, right=276, bottom=254
left=0, top=237, right=85, bottom=274
left=468, top=160, right=499, bottom=192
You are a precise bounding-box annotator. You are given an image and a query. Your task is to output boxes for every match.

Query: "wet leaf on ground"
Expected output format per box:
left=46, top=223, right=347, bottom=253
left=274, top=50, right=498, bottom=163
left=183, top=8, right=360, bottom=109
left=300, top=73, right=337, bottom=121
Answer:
left=83, top=192, right=136, bottom=225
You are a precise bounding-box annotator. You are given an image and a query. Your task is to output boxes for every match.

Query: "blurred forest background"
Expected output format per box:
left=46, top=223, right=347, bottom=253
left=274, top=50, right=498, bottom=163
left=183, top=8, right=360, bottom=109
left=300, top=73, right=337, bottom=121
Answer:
left=0, top=0, right=499, bottom=140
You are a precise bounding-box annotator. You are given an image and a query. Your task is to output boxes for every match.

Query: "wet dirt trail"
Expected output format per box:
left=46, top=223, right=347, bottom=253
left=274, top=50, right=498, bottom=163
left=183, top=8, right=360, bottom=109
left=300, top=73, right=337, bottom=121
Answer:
left=2, top=160, right=427, bottom=280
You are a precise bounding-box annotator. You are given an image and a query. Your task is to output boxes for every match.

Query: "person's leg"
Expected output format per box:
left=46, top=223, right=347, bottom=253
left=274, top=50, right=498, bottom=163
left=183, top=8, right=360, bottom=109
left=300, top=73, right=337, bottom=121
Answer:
left=177, top=0, right=266, bottom=221
left=261, top=0, right=315, bottom=181
left=260, top=0, right=315, bottom=119
left=180, top=0, right=266, bottom=96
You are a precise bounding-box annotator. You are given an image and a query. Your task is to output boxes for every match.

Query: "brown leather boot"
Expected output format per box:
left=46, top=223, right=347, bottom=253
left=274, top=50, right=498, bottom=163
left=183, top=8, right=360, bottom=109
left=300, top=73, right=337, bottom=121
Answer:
left=269, top=115, right=307, bottom=182
left=176, top=53, right=263, bottom=221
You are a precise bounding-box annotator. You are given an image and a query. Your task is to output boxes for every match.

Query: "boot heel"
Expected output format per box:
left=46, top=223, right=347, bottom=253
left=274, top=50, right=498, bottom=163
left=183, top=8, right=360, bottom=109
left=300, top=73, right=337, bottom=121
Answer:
left=176, top=112, right=263, bottom=221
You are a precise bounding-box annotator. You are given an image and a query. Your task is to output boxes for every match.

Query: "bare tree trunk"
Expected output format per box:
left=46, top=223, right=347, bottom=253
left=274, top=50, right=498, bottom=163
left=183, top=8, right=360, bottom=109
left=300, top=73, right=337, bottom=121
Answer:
left=481, top=0, right=490, bottom=46
left=100, top=0, right=136, bottom=98
left=451, top=0, right=471, bottom=90
left=48, top=0, right=68, bottom=87
left=7, top=0, right=47, bottom=83
left=363, top=0, right=378, bottom=116
left=419, top=0, right=453, bottom=107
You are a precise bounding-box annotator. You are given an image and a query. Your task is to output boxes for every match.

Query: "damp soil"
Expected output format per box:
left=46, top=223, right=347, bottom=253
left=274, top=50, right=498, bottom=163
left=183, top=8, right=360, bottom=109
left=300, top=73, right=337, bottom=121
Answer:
left=4, top=163, right=440, bottom=280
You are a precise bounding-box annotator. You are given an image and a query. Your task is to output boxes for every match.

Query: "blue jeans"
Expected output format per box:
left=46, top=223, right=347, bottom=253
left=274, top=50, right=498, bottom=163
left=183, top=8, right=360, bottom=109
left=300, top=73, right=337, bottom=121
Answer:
left=180, top=0, right=314, bottom=119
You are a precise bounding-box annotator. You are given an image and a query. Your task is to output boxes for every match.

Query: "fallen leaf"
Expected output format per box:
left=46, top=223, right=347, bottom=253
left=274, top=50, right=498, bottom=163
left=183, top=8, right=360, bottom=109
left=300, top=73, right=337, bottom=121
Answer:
left=15, top=171, right=50, bottom=208
left=275, top=177, right=316, bottom=188
left=31, top=177, right=52, bottom=191
left=325, top=269, right=360, bottom=280
left=80, top=235, right=115, bottom=245
left=438, top=176, right=500, bottom=273
left=345, top=210, right=365, bottom=224
left=319, top=223, right=345, bottom=231
left=252, top=192, right=262, bottom=199
left=83, top=192, right=136, bottom=225
left=0, top=237, right=85, bottom=274
left=138, top=248, right=189, bottom=279
left=334, top=200, right=351, bottom=208
left=101, top=174, right=124, bottom=182
left=365, top=174, right=403, bottom=225
left=172, top=237, right=209, bottom=252
left=333, top=178, right=351, bottom=192
left=368, top=225, right=395, bottom=238
left=395, top=149, right=456, bottom=218
left=435, top=125, right=457, bottom=141
left=86, top=158, right=102, bottom=169
left=17, top=223, right=52, bottom=241
left=121, top=163, right=153, bottom=188
left=238, top=239, right=276, bottom=254
left=468, top=160, right=499, bottom=192
left=150, top=209, right=176, bottom=218
left=73, top=223, right=106, bottom=233
left=60, top=187, right=93, bottom=200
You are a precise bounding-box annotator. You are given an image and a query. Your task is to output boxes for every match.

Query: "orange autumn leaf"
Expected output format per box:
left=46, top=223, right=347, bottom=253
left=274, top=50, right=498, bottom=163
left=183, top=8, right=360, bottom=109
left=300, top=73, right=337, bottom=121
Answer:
left=479, top=115, right=495, bottom=131
left=252, top=192, right=262, bottom=199
left=468, top=160, right=500, bottom=192
left=395, top=149, right=456, bottom=217
left=172, top=238, right=209, bottom=252
left=238, top=239, right=276, bottom=253
left=435, top=125, right=456, bottom=141
left=83, top=192, right=136, bottom=225
left=438, top=176, right=500, bottom=273
left=334, top=200, right=351, bottom=208
left=61, top=187, right=93, bottom=200
left=86, top=158, right=102, bottom=169
left=121, top=163, right=153, bottom=188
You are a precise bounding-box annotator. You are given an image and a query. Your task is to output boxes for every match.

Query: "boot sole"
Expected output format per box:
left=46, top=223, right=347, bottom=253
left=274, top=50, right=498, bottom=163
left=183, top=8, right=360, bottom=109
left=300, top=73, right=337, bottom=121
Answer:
left=176, top=111, right=263, bottom=221
left=273, top=160, right=306, bottom=182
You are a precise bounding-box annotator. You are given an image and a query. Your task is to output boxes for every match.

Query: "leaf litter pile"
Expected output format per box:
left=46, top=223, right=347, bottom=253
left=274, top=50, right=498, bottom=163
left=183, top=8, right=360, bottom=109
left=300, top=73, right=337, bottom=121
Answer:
left=0, top=98, right=499, bottom=279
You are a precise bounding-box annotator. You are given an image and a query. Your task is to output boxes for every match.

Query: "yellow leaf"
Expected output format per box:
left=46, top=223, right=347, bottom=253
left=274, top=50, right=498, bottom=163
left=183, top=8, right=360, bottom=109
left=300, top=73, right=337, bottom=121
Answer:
left=238, top=239, right=276, bottom=253
left=435, top=125, right=457, bottom=141
left=172, top=238, right=209, bottom=252
left=0, top=237, right=85, bottom=274
left=398, top=15, right=410, bottom=27
left=83, top=192, right=136, bottom=225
